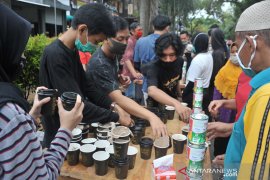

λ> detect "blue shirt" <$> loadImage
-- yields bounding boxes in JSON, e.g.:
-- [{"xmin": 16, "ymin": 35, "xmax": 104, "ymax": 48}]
[
  {"xmin": 134, "ymin": 33, "xmax": 160, "ymax": 92},
  {"xmin": 224, "ymin": 67, "xmax": 270, "ymax": 179},
  {"xmin": 134, "ymin": 33, "xmax": 160, "ymax": 64}
]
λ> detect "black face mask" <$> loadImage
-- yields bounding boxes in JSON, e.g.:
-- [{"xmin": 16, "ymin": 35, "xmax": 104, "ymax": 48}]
[
  {"xmin": 158, "ymin": 58, "xmax": 180, "ymax": 70},
  {"xmin": 109, "ymin": 38, "xmax": 127, "ymax": 55}
]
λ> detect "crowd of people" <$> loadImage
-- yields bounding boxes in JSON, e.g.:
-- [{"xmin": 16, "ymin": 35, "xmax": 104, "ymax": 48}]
[{"xmin": 1, "ymin": 0, "xmax": 270, "ymax": 179}]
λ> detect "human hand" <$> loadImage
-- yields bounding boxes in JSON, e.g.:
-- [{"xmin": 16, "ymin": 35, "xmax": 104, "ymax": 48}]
[
  {"xmin": 148, "ymin": 115, "xmax": 168, "ymax": 137},
  {"xmin": 29, "ymin": 86, "xmax": 51, "ymax": 120},
  {"xmin": 176, "ymin": 103, "xmax": 192, "ymax": 123},
  {"xmin": 212, "ymin": 154, "xmax": 225, "ymax": 168},
  {"xmin": 208, "ymin": 100, "xmax": 225, "ymax": 118},
  {"xmin": 133, "ymin": 72, "xmax": 143, "ymax": 80},
  {"xmin": 114, "ymin": 104, "xmax": 133, "ymax": 127},
  {"xmin": 58, "ymin": 95, "xmax": 84, "ymax": 131},
  {"xmin": 119, "ymin": 74, "xmax": 131, "ymax": 86},
  {"xmin": 207, "ymin": 122, "xmax": 233, "ymax": 140}
]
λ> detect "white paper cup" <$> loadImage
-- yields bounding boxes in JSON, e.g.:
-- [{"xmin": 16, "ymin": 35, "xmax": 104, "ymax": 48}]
[
  {"xmin": 172, "ymin": 134, "xmax": 187, "ymax": 154},
  {"xmin": 92, "ymin": 151, "xmax": 110, "ymax": 176},
  {"xmin": 67, "ymin": 143, "xmax": 81, "ymax": 166},
  {"xmin": 94, "ymin": 140, "xmax": 110, "ymax": 151}
]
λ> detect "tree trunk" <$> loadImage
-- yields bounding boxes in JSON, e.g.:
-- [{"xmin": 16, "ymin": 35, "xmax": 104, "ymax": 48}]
[
  {"xmin": 149, "ymin": 0, "xmax": 159, "ymax": 33},
  {"xmin": 139, "ymin": 0, "xmax": 150, "ymax": 36}
]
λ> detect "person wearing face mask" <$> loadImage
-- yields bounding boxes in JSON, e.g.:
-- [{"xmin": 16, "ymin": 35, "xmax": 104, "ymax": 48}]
[
  {"xmin": 223, "ymin": 1, "xmax": 270, "ymax": 179},
  {"xmin": 86, "ymin": 16, "xmax": 168, "ymax": 137},
  {"xmin": 133, "ymin": 15, "xmax": 171, "ymax": 106},
  {"xmin": 143, "ymin": 33, "xmax": 192, "ymax": 121},
  {"xmin": 182, "ymin": 33, "xmax": 213, "ymax": 116},
  {"xmin": 180, "ymin": 31, "xmax": 193, "ymax": 72},
  {"xmin": 75, "ymin": 29, "xmax": 98, "ymax": 71},
  {"xmin": 120, "ymin": 22, "xmax": 143, "ymax": 101},
  {"xmin": 206, "ymin": 42, "xmax": 242, "ymax": 158},
  {"xmin": 206, "ymin": 42, "xmax": 252, "ymax": 170},
  {"xmin": 39, "ymin": 4, "xmax": 132, "ymax": 148},
  {"xmin": 0, "ymin": 4, "xmax": 84, "ymax": 179}
]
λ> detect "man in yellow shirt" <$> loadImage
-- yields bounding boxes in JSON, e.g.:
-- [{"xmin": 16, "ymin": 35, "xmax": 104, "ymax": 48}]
[{"xmin": 224, "ymin": 1, "xmax": 270, "ymax": 179}]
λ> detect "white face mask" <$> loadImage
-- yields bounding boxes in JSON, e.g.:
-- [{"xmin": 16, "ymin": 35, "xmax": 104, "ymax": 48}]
[
  {"xmin": 230, "ymin": 54, "xmax": 239, "ymax": 65},
  {"xmin": 236, "ymin": 35, "xmax": 258, "ymax": 77}
]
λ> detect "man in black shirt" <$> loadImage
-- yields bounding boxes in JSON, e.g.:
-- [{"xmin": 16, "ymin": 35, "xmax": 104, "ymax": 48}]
[
  {"xmin": 39, "ymin": 4, "xmax": 131, "ymax": 147},
  {"xmin": 86, "ymin": 16, "xmax": 167, "ymax": 137},
  {"xmin": 145, "ymin": 33, "xmax": 192, "ymax": 121}
]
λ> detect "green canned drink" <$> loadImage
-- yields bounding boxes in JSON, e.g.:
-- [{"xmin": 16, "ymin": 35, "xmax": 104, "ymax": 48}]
[
  {"xmin": 194, "ymin": 78, "xmax": 203, "ymax": 94},
  {"xmin": 193, "ymin": 93, "xmax": 203, "ymax": 108},
  {"xmin": 188, "ymin": 113, "xmax": 208, "ymax": 145},
  {"xmin": 186, "ymin": 142, "xmax": 206, "ymax": 178}
]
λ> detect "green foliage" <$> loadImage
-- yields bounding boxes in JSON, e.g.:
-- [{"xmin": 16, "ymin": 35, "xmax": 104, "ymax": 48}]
[{"xmin": 15, "ymin": 34, "xmax": 55, "ymax": 99}]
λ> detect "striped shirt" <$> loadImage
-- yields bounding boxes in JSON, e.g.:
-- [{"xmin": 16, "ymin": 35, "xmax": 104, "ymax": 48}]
[{"xmin": 0, "ymin": 102, "xmax": 71, "ymax": 179}]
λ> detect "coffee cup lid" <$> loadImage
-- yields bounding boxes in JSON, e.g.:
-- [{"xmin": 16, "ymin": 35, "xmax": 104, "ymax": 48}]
[
  {"xmin": 111, "ymin": 126, "xmax": 131, "ymax": 138},
  {"xmin": 94, "ymin": 140, "xmax": 110, "ymax": 148},
  {"xmin": 154, "ymin": 136, "xmax": 170, "ymax": 148},
  {"xmin": 92, "ymin": 151, "xmax": 110, "ymax": 161},
  {"xmin": 80, "ymin": 144, "xmax": 96, "ymax": 153},
  {"xmin": 68, "ymin": 143, "xmax": 81, "ymax": 151},
  {"xmin": 128, "ymin": 146, "xmax": 138, "ymax": 155}
]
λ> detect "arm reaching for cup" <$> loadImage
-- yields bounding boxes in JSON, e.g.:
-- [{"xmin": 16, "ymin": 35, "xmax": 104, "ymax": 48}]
[
  {"xmin": 208, "ymin": 99, "xmax": 237, "ymax": 118},
  {"xmin": 148, "ymin": 86, "xmax": 192, "ymax": 122},
  {"xmin": 207, "ymin": 122, "xmax": 234, "ymax": 140},
  {"xmin": 175, "ymin": 104, "xmax": 192, "ymax": 123},
  {"xmin": 114, "ymin": 103, "xmax": 134, "ymax": 127}
]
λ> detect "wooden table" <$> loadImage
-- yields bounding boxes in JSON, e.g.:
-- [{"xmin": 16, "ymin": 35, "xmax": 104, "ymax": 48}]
[{"xmin": 60, "ymin": 115, "xmax": 212, "ymax": 180}]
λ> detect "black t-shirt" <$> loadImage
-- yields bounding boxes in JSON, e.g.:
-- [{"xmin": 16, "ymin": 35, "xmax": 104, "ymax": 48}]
[
  {"xmin": 86, "ymin": 48, "xmax": 120, "ymax": 95},
  {"xmin": 39, "ymin": 39, "xmax": 119, "ymax": 147},
  {"xmin": 145, "ymin": 58, "xmax": 183, "ymax": 99}
]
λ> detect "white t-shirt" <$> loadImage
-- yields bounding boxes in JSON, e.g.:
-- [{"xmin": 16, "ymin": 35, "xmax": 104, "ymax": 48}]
[{"xmin": 186, "ymin": 52, "xmax": 213, "ymax": 88}]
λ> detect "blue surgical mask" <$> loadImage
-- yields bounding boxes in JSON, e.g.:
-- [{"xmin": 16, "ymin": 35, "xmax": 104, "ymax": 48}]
[{"xmin": 236, "ymin": 35, "xmax": 257, "ymax": 78}]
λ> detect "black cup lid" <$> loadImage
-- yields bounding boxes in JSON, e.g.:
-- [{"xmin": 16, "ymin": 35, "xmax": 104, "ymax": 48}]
[{"xmin": 140, "ymin": 137, "xmax": 153, "ymax": 146}]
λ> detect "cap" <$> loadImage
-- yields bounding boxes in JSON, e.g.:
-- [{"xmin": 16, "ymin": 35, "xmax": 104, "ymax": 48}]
[{"xmin": 235, "ymin": 0, "xmax": 270, "ymax": 32}]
